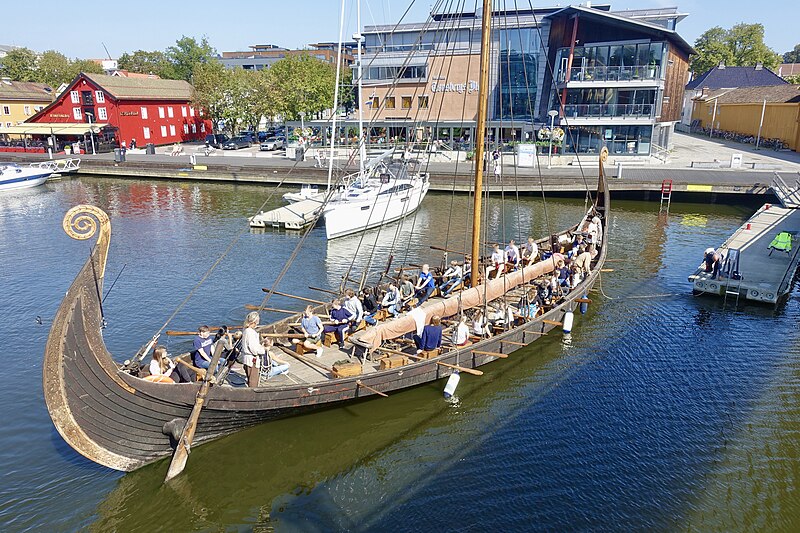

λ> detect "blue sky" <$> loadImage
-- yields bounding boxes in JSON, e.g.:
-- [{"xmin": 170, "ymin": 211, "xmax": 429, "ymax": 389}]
[{"xmin": 1, "ymin": 1, "xmax": 797, "ymax": 60}]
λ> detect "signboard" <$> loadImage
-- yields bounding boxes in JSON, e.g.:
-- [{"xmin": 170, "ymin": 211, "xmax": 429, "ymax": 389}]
[
  {"xmin": 430, "ymin": 80, "xmax": 479, "ymax": 94},
  {"xmin": 516, "ymin": 143, "xmax": 537, "ymax": 168}
]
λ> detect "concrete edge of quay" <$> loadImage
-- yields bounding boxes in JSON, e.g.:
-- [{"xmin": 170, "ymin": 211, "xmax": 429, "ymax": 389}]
[{"xmin": 3, "ymin": 152, "xmax": 782, "ymax": 202}]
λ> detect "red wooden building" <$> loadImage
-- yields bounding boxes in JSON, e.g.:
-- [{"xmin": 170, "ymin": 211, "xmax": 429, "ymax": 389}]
[{"xmin": 27, "ymin": 72, "xmax": 210, "ymax": 150}]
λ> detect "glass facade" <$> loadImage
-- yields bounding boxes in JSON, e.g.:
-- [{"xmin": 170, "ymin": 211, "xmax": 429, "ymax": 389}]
[
  {"xmin": 495, "ymin": 28, "xmax": 539, "ymax": 120},
  {"xmin": 563, "ymin": 125, "xmax": 653, "ymax": 155},
  {"xmin": 563, "ymin": 88, "xmax": 656, "ymax": 118},
  {"xmin": 556, "ymin": 42, "xmax": 666, "ymax": 82}
]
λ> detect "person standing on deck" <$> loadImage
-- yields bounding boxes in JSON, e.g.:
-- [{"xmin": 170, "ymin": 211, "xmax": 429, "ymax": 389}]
[
  {"xmin": 240, "ymin": 312, "xmax": 265, "ymax": 387},
  {"xmin": 323, "ymin": 299, "xmax": 353, "ymax": 349},
  {"xmin": 414, "ymin": 264, "xmax": 435, "ymax": 306},
  {"xmin": 574, "ymin": 245, "xmax": 593, "ymax": 276},
  {"xmin": 452, "ymin": 315, "xmax": 471, "ymax": 347}
]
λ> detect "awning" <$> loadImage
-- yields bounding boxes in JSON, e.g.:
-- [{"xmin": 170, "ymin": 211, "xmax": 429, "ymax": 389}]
[{"xmin": 0, "ymin": 122, "xmax": 108, "ymax": 135}]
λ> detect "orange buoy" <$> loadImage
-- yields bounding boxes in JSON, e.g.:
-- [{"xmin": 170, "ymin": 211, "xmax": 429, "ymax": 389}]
[{"xmin": 144, "ymin": 374, "xmax": 175, "ymax": 384}]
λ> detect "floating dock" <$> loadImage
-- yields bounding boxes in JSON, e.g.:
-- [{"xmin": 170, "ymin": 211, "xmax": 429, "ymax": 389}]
[
  {"xmin": 689, "ymin": 202, "xmax": 800, "ymax": 304},
  {"xmin": 249, "ymin": 198, "xmax": 323, "ymax": 230}
]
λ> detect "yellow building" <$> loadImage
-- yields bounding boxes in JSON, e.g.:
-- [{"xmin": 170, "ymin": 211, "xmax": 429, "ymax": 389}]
[
  {"xmin": 0, "ymin": 78, "xmax": 54, "ymax": 136},
  {"xmin": 691, "ymin": 85, "xmax": 800, "ymax": 151}
]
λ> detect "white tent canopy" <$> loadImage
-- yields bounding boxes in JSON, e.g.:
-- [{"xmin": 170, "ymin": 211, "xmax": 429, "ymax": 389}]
[{"xmin": 0, "ymin": 123, "xmax": 107, "ymax": 135}]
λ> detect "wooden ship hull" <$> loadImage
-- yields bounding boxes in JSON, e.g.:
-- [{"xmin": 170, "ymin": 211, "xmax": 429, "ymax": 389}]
[{"xmin": 43, "ymin": 179, "xmax": 609, "ymax": 473}]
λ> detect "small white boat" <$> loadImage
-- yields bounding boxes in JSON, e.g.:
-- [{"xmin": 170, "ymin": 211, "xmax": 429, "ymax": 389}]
[
  {"xmin": 283, "ymin": 184, "xmax": 322, "ymax": 204},
  {"xmin": 0, "ymin": 158, "xmax": 81, "ymax": 192},
  {"xmin": 0, "ymin": 163, "xmax": 54, "ymax": 191},
  {"xmin": 323, "ymin": 152, "xmax": 429, "ymax": 240}
]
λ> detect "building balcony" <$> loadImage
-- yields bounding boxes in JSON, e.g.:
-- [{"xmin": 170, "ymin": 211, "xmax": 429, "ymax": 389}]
[
  {"xmin": 557, "ymin": 65, "xmax": 662, "ymax": 86},
  {"xmin": 561, "ymin": 103, "xmax": 655, "ymax": 123}
]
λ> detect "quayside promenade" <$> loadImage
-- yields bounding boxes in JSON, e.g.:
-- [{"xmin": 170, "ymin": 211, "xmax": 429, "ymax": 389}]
[{"xmin": 4, "ymin": 132, "xmax": 799, "ymax": 198}]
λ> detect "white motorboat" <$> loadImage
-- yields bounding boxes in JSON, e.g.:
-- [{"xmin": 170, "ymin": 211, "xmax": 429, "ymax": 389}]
[
  {"xmin": 323, "ymin": 152, "xmax": 429, "ymax": 239},
  {"xmin": 0, "ymin": 163, "xmax": 54, "ymax": 191},
  {"xmin": 0, "ymin": 159, "xmax": 81, "ymax": 192}
]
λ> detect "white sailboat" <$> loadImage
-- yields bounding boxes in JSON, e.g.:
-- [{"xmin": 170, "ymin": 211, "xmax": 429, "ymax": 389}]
[{"xmin": 323, "ymin": 149, "xmax": 429, "ymax": 239}]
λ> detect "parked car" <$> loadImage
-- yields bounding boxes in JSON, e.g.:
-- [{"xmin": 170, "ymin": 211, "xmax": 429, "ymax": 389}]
[
  {"xmin": 222, "ymin": 136, "xmax": 252, "ymax": 150},
  {"xmin": 259, "ymin": 136, "xmax": 286, "ymax": 151},
  {"xmin": 257, "ymin": 131, "xmax": 268, "ymax": 142},
  {"xmin": 238, "ymin": 131, "xmax": 257, "ymax": 144},
  {"xmin": 205, "ymin": 134, "xmax": 229, "ymax": 149}
]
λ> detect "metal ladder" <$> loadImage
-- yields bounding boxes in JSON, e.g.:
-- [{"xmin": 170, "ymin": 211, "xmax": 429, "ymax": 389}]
[
  {"xmin": 721, "ymin": 247, "xmax": 743, "ymax": 307},
  {"xmin": 771, "ymin": 172, "xmax": 800, "ymax": 208},
  {"xmin": 659, "ymin": 179, "xmax": 673, "ymax": 213}
]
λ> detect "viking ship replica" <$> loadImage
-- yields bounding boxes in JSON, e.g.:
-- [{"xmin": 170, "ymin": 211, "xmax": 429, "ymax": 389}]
[{"xmin": 44, "ymin": 0, "xmax": 610, "ymax": 480}]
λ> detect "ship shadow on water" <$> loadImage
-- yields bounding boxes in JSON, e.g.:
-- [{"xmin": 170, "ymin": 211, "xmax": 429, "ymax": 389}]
[{"xmin": 88, "ymin": 326, "xmax": 588, "ymax": 531}]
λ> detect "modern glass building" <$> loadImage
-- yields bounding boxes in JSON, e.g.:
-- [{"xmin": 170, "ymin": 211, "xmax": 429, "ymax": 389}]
[{"xmin": 352, "ymin": 3, "xmax": 692, "ymax": 156}]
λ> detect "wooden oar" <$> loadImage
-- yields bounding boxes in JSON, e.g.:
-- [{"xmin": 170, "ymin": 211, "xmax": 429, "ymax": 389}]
[
  {"xmin": 244, "ymin": 304, "xmax": 301, "ymax": 314},
  {"xmin": 575, "ymin": 298, "xmax": 592, "ymax": 303},
  {"xmin": 472, "ymin": 350, "xmax": 508, "ymax": 359},
  {"xmin": 261, "ymin": 288, "xmax": 327, "ymax": 305},
  {"xmin": 542, "ymin": 319, "xmax": 563, "ymax": 326},
  {"xmin": 375, "ymin": 346, "xmax": 483, "ymax": 376},
  {"xmin": 501, "ymin": 340, "xmax": 527, "ymax": 347},
  {"xmin": 357, "ymin": 380, "xmax": 389, "ymax": 397},
  {"xmin": 309, "ymin": 285, "xmax": 340, "ymax": 296},
  {"xmin": 165, "ymin": 325, "xmax": 244, "ymax": 336},
  {"xmin": 165, "ymin": 339, "xmax": 226, "ymax": 482}
]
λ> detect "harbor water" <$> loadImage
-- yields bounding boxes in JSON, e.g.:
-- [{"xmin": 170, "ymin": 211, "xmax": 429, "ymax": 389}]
[{"xmin": 1, "ymin": 176, "xmax": 798, "ymax": 531}]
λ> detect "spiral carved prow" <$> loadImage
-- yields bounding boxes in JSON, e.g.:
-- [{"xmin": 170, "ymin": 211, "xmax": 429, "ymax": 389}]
[{"xmin": 63, "ymin": 205, "xmax": 110, "ymax": 241}]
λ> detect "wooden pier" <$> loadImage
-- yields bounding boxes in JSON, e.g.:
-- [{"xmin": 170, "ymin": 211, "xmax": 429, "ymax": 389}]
[
  {"xmin": 689, "ymin": 203, "xmax": 800, "ymax": 304},
  {"xmin": 248, "ymin": 197, "xmax": 323, "ymax": 230}
]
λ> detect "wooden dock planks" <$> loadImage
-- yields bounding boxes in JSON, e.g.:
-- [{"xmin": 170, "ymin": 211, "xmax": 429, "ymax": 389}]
[{"xmin": 249, "ymin": 198, "xmax": 323, "ymax": 230}]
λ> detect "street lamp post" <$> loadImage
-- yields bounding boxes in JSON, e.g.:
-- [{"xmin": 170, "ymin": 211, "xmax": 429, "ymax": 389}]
[
  {"xmin": 299, "ymin": 111, "xmax": 306, "ymax": 133},
  {"xmin": 85, "ymin": 112, "xmax": 97, "ymax": 155},
  {"xmin": 547, "ymin": 109, "xmax": 558, "ymax": 168}
]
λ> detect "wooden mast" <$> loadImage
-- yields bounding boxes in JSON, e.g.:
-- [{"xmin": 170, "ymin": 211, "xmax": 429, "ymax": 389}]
[{"xmin": 469, "ymin": 0, "xmax": 493, "ymax": 287}]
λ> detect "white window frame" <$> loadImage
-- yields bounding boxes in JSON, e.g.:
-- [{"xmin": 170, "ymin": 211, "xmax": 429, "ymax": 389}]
[
  {"xmin": 2, "ymin": 105, "xmax": 10, "ymax": 115},
  {"xmin": 141, "ymin": 106, "xmax": 148, "ymax": 119},
  {"xmin": 192, "ymin": 123, "xmax": 198, "ymax": 133},
  {"xmin": 5, "ymin": 122, "xmax": 11, "ymax": 128},
  {"xmin": 98, "ymin": 107, "xmax": 107, "ymax": 120},
  {"xmin": 143, "ymin": 126, "xmax": 151, "ymax": 140},
  {"xmin": 70, "ymin": 91, "xmax": 79, "ymax": 104},
  {"xmin": 183, "ymin": 123, "xmax": 189, "ymax": 134},
  {"xmin": 169, "ymin": 124, "xmax": 176, "ymax": 136},
  {"xmin": 160, "ymin": 125, "xmax": 167, "ymax": 137},
  {"xmin": 95, "ymin": 90, "xmax": 105, "ymax": 103},
  {"xmin": 167, "ymin": 106, "xmax": 174, "ymax": 118},
  {"xmin": 189, "ymin": 107, "xmax": 195, "ymax": 117},
  {"xmin": 158, "ymin": 107, "xmax": 165, "ymax": 119},
  {"xmin": 199, "ymin": 123, "xmax": 204, "ymax": 133},
  {"xmin": 73, "ymin": 107, "xmax": 82, "ymax": 120},
  {"xmin": 181, "ymin": 106, "xmax": 187, "ymax": 117},
  {"xmin": 23, "ymin": 105, "xmax": 31, "ymax": 115}
]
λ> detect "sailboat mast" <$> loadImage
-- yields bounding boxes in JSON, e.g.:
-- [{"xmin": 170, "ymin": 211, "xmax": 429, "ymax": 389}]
[
  {"xmin": 327, "ymin": 0, "xmax": 347, "ymax": 191},
  {"xmin": 469, "ymin": 0, "xmax": 492, "ymax": 287},
  {"xmin": 356, "ymin": 0, "xmax": 366, "ymax": 174}
]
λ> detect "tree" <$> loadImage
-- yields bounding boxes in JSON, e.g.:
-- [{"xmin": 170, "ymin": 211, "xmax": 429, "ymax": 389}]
[
  {"xmin": 118, "ymin": 50, "xmax": 175, "ymax": 78},
  {"xmin": 167, "ymin": 36, "xmax": 216, "ymax": 82},
  {"xmin": 267, "ymin": 53, "xmax": 337, "ymax": 121},
  {"xmin": 0, "ymin": 47, "xmax": 37, "ymax": 81},
  {"xmin": 692, "ymin": 24, "xmax": 781, "ymax": 75},
  {"xmin": 192, "ymin": 61, "xmax": 229, "ymax": 133},
  {"xmin": 35, "ymin": 50, "xmax": 72, "ymax": 87},
  {"xmin": 786, "ymin": 74, "xmax": 800, "ymax": 84},
  {"xmin": 784, "ymin": 44, "xmax": 800, "ymax": 63},
  {"xmin": 67, "ymin": 59, "xmax": 105, "ymax": 80}
]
